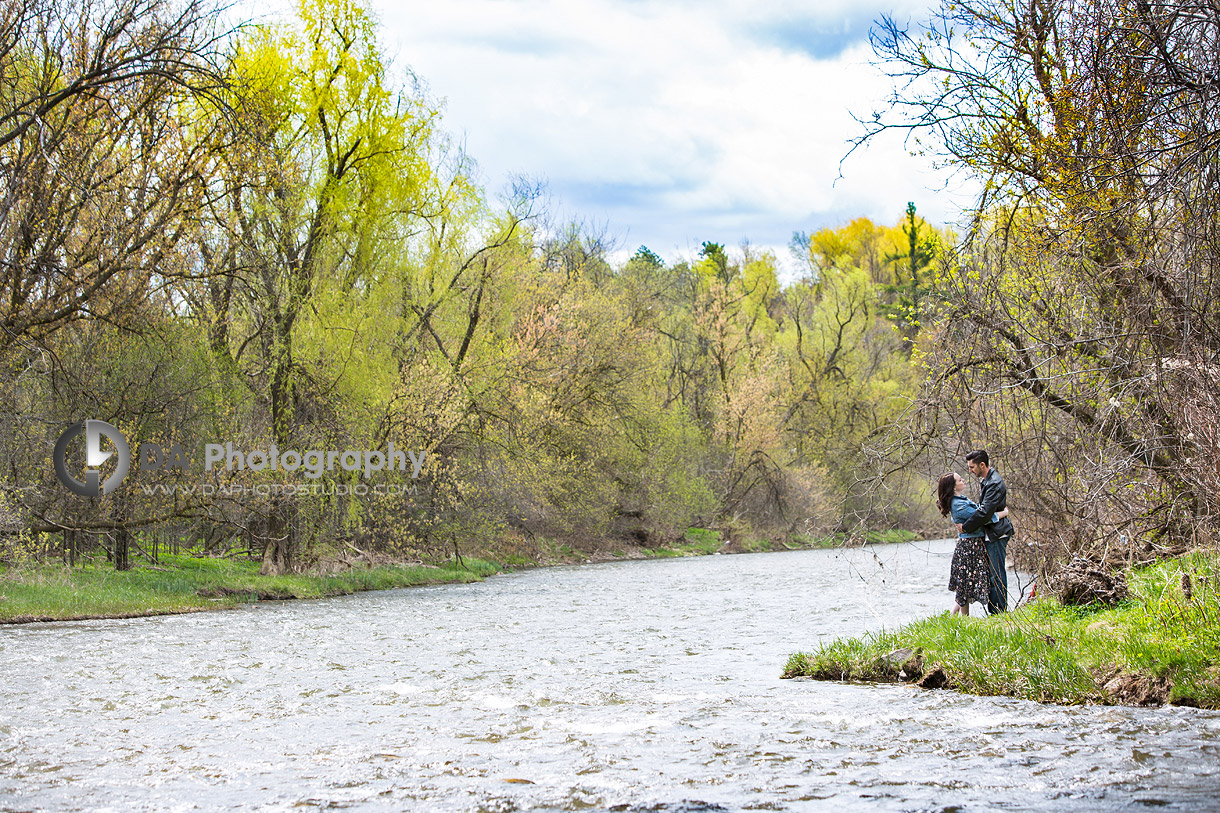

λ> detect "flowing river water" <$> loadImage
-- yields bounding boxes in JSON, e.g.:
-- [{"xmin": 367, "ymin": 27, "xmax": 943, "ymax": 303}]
[{"xmin": 2, "ymin": 539, "xmax": 1218, "ymax": 811}]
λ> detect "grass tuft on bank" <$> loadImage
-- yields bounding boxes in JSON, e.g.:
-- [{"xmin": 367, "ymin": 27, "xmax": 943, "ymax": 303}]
[
  {"xmin": 783, "ymin": 551, "xmax": 1220, "ymax": 708},
  {"xmin": 0, "ymin": 554, "xmax": 501, "ymax": 623}
]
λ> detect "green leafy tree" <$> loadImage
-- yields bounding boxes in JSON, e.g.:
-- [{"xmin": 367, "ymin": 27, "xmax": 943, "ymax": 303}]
[{"xmin": 200, "ymin": 0, "xmax": 447, "ymax": 573}]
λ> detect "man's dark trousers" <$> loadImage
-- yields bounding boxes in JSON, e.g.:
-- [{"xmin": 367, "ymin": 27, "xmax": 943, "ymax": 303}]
[{"xmin": 984, "ymin": 533, "xmax": 1009, "ymax": 614}]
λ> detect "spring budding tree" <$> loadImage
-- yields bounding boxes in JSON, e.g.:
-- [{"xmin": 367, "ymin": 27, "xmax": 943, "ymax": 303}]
[
  {"xmin": 860, "ymin": 0, "xmax": 1220, "ymax": 566},
  {"xmin": 0, "ymin": 0, "xmax": 231, "ymax": 565},
  {"xmin": 200, "ymin": 0, "xmax": 453, "ymax": 574}
]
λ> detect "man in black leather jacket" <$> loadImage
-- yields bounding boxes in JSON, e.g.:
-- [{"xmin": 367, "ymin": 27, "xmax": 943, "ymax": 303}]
[{"xmin": 960, "ymin": 450, "xmax": 1014, "ymax": 614}]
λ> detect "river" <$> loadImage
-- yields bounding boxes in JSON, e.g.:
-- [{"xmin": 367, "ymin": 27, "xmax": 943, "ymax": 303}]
[{"xmin": 2, "ymin": 539, "xmax": 1217, "ymax": 811}]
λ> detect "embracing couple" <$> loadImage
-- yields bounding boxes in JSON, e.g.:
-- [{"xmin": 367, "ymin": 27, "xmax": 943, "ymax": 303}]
[{"xmin": 935, "ymin": 450, "xmax": 1015, "ymax": 617}]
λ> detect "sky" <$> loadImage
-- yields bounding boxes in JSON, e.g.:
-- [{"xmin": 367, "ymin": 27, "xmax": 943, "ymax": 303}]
[{"xmin": 262, "ymin": 0, "xmax": 976, "ymax": 279}]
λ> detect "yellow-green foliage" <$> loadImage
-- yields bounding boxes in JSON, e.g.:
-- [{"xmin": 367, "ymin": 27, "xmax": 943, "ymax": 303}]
[{"xmin": 0, "ymin": 0, "xmax": 934, "ymax": 576}]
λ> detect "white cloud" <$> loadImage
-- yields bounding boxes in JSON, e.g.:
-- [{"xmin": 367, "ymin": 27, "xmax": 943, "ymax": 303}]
[{"xmin": 350, "ymin": 0, "xmax": 976, "ymax": 278}]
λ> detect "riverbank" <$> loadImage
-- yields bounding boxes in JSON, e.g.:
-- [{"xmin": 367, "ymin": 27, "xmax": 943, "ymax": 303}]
[
  {"xmin": 0, "ymin": 554, "xmax": 504, "ymax": 624},
  {"xmin": 783, "ymin": 550, "xmax": 1220, "ymax": 709},
  {"xmin": 1, "ymin": 528, "xmax": 919, "ymax": 624}
]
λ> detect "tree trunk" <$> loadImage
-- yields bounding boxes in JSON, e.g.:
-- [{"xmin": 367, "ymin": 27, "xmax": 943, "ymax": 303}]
[
  {"xmin": 114, "ymin": 527, "xmax": 131, "ymax": 571},
  {"xmin": 260, "ymin": 320, "xmax": 299, "ymax": 575},
  {"xmin": 61, "ymin": 529, "xmax": 73, "ymax": 566},
  {"xmin": 259, "ymin": 499, "xmax": 296, "ymax": 576}
]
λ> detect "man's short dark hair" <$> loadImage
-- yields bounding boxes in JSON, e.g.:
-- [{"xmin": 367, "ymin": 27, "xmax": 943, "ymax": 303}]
[{"xmin": 965, "ymin": 449, "xmax": 990, "ymax": 466}]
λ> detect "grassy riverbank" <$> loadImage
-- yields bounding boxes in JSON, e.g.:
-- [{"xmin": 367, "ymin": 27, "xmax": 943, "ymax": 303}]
[
  {"xmin": 640, "ymin": 527, "xmax": 918, "ymax": 558},
  {"xmin": 783, "ymin": 551, "xmax": 1220, "ymax": 708},
  {"xmin": 0, "ymin": 526, "xmax": 920, "ymax": 624},
  {"xmin": 0, "ymin": 554, "xmax": 502, "ymax": 624}
]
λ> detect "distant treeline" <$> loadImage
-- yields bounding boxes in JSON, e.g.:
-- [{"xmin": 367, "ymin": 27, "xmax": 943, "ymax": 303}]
[
  {"xmin": 4, "ymin": 0, "xmax": 1217, "ymax": 581},
  {"xmin": 0, "ymin": 0, "xmax": 942, "ymax": 573}
]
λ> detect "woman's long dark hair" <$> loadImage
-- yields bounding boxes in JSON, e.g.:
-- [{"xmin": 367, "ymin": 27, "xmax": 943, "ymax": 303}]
[{"xmin": 936, "ymin": 472, "xmax": 957, "ymax": 517}]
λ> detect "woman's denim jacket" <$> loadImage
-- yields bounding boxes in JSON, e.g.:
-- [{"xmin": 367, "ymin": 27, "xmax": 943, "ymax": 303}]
[{"xmin": 951, "ymin": 494, "xmax": 996, "ymax": 539}]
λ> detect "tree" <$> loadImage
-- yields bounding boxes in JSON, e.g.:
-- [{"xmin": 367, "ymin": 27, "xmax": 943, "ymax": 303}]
[
  {"xmin": 884, "ymin": 202, "xmax": 935, "ymax": 342},
  {"xmin": 200, "ymin": 0, "xmax": 448, "ymax": 573},
  {"xmin": 0, "ymin": 0, "xmax": 227, "ymax": 353},
  {"xmin": 0, "ymin": 0, "xmax": 232, "ymax": 569},
  {"xmin": 779, "ymin": 237, "xmax": 920, "ymax": 528},
  {"xmin": 860, "ymin": 0, "xmax": 1220, "ymax": 563}
]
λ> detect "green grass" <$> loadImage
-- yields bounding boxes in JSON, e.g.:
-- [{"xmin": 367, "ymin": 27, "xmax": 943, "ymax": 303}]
[
  {"xmin": 643, "ymin": 527, "xmax": 724, "ymax": 558},
  {"xmin": 795, "ymin": 529, "xmax": 920, "ymax": 549},
  {"xmin": 783, "ymin": 551, "xmax": 1220, "ymax": 708},
  {"xmin": 640, "ymin": 527, "xmax": 781, "ymax": 557},
  {"xmin": 497, "ymin": 552, "xmax": 538, "ymax": 568},
  {"xmin": 0, "ymin": 554, "xmax": 502, "ymax": 623},
  {"xmin": 865, "ymin": 529, "xmax": 921, "ymax": 545},
  {"xmin": 640, "ymin": 527, "xmax": 920, "ymax": 558}
]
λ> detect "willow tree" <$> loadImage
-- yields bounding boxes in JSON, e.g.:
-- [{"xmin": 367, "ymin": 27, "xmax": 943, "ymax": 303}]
[
  {"xmin": 861, "ymin": 0, "xmax": 1220, "ymax": 562},
  {"xmin": 206, "ymin": 0, "xmax": 447, "ymax": 574}
]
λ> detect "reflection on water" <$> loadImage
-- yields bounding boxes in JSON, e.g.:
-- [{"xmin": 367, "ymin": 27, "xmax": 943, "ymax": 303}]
[{"xmin": 2, "ymin": 540, "xmax": 1217, "ymax": 811}]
